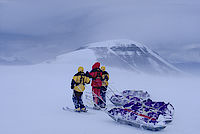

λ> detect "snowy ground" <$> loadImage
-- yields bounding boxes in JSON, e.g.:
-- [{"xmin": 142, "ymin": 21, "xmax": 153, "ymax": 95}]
[{"xmin": 1, "ymin": 58, "xmax": 200, "ymax": 134}]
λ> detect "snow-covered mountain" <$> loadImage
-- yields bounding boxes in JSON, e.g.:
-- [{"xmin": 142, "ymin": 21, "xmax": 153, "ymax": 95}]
[{"xmin": 53, "ymin": 40, "xmax": 181, "ymax": 74}]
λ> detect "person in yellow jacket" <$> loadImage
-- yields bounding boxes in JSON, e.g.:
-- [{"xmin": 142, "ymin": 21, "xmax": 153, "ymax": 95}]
[
  {"xmin": 71, "ymin": 66, "xmax": 90, "ymax": 112},
  {"xmin": 99, "ymin": 66, "xmax": 109, "ymax": 108}
]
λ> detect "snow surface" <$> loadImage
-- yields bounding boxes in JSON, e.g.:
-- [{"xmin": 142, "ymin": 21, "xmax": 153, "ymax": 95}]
[{"xmin": 1, "ymin": 51, "xmax": 200, "ymax": 134}]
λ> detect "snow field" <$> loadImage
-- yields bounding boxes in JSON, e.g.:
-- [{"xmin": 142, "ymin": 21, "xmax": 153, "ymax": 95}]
[{"xmin": 0, "ymin": 61, "xmax": 200, "ymax": 134}]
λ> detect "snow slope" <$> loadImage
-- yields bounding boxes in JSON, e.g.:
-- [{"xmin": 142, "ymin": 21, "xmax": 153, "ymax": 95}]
[{"xmin": 1, "ymin": 51, "xmax": 200, "ymax": 134}]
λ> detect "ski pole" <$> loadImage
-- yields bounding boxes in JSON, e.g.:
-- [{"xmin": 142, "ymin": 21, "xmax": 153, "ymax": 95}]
[
  {"xmin": 108, "ymin": 85, "xmax": 121, "ymax": 94},
  {"xmin": 107, "ymin": 86, "xmax": 116, "ymax": 95},
  {"xmin": 85, "ymin": 85, "xmax": 106, "ymax": 106},
  {"xmin": 108, "ymin": 85, "xmax": 131, "ymax": 103},
  {"xmin": 91, "ymin": 90, "xmax": 108, "ymax": 112},
  {"xmin": 101, "ymin": 89, "xmax": 116, "ymax": 107},
  {"xmin": 108, "ymin": 85, "xmax": 129, "ymax": 100},
  {"xmin": 92, "ymin": 90, "xmax": 106, "ymax": 105},
  {"xmin": 107, "ymin": 85, "xmax": 122, "ymax": 96},
  {"xmin": 85, "ymin": 95, "xmax": 94, "ymax": 106},
  {"xmin": 86, "ymin": 97, "xmax": 108, "ymax": 113},
  {"xmin": 85, "ymin": 85, "xmax": 107, "ymax": 109}
]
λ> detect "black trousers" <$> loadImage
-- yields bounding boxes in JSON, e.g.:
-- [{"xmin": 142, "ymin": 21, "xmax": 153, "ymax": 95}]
[
  {"xmin": 99, "ymin": 86, "xmax": 107, "ymax": 107},
  {"xmin": 72, "ymin": 90, "xmax": 85, "ymax": 109}
]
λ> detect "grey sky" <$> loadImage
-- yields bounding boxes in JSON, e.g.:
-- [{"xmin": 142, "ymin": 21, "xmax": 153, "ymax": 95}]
[{"xmin": 1, "ymin": 0, "xmax": 200, "ymax": 63}]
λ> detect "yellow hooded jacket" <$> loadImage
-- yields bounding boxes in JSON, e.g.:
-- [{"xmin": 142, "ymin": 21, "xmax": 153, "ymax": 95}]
[
  {"xmin": 101, "ymin": 66, "xmax": 109, "ymax": 87},
  {"xmin": 71, "ymin": 67, "xmax": 90, "ymax": 92}
]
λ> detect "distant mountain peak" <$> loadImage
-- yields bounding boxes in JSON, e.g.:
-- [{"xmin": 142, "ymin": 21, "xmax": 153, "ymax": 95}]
[
  {"xmin": 86, "ymin": 39, "xmax": 145, "ymax": 49},
  {"xmin": 76, "ymin": 39, "xmax": 182, "ymax": 74},
  {"xmin": 56, "ymin": 39, "xmax": 182, "ymax": 74}
]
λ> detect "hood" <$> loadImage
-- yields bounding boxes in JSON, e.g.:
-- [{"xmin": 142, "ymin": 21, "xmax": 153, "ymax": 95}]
[{"xmin": 92, "ymin": 62, "xmax": 100, "ymax": 69}]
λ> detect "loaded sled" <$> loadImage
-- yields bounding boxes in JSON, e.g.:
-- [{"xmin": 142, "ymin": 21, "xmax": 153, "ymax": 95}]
[
  {"xmin": 109, "ymin": 90, "xmax": 174, "ymax": 123},
  {"xmin": 84, "ymin": 89, "xmax": 174, "ymax": 131}
]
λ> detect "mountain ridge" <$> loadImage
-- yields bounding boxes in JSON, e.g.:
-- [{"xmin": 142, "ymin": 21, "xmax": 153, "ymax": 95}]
[{"xmin": 55, "ymin": 40, "xmax": 181, "ymax": 74}]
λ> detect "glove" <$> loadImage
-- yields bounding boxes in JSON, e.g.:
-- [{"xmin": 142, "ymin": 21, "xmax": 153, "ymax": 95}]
[
  {"xmin": 102, "ymin": 86, "xmax": 107, "ymax": 91},
  {"xmin": 86, "ymin": 71, "xmax": 89, "ymax": 77},
  {"xmin": 105, "ymin": 75, "xmax": 108, "ymax": 81}
]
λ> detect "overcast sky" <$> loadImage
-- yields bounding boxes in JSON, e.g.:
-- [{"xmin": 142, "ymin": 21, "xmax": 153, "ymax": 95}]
[{"xmin": 0, "ymin": 0, "xmax": 200, "ymax": 62}]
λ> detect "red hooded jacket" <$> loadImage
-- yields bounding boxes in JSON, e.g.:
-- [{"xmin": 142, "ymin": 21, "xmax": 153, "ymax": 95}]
[{"xmin": 89, "ymin": 62, "xmax": 102, "ymax": 88}]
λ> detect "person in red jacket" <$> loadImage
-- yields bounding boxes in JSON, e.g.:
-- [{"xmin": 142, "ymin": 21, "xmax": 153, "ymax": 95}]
[{"xmin": 86, "ymin": 62, "xmax": 103, "ymax": 109}]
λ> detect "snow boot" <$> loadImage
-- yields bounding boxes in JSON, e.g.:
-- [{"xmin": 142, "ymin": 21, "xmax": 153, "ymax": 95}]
[
  {"xmin": 81, "ymin": 107, "xmax": 87, "ymax": 112},
  {"xmin": 74, "ymin": 107, "xmax": 81, "ymax": 112},
  {"xmin": 100, "ymin": 103, "xmax": 106, "ymax": 108}
]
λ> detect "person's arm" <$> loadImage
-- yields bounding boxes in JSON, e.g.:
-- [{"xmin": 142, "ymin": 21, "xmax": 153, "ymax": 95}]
[
  {"xmin": 86, "ymin": 70, "xmax": 94, "ymax": 78},
  {"xmin": 84, "ymin": 76, "xmax": 90, "ymax": 84},
  {"xmin": 71, "ymin": 76, "xmax": 76, "ymax": 89},
  {"xmin": 105, "ymin": 72, "xmax": 109, "ymax": 81}
]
